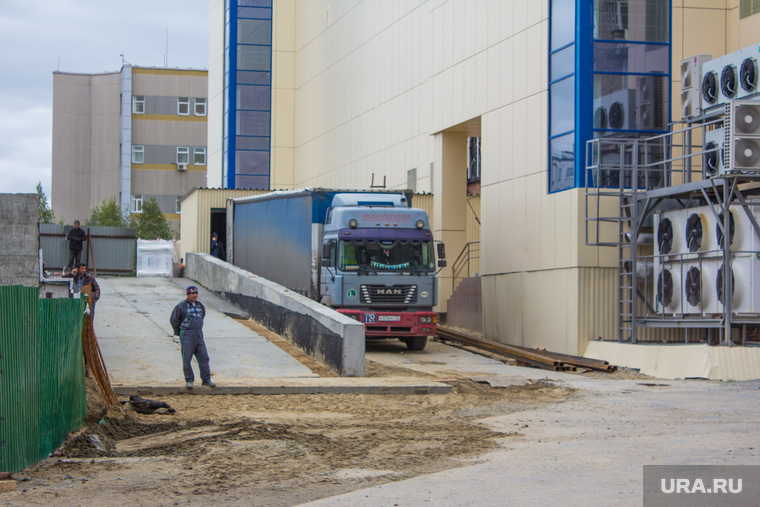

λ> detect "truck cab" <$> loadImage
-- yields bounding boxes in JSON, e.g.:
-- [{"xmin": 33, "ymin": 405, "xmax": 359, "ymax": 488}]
[{"xmin": 320, "ymin": 193, "xmax": 441, "ymax": 350}]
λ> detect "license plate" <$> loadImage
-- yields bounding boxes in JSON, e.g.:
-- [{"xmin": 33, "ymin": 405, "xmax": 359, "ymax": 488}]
[{"xmin": 378, "ymin": 315, "xmax": 401, "ymax": 322}]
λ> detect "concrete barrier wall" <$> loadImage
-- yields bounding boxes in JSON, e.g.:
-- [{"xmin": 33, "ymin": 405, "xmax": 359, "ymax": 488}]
[
  {"xmin": 186, "ymin": 253, "xmax": 365, "ymax": 376},
  {"xmin": 0, "ymin": 194, "xmax": 40, "ymax": 287}
]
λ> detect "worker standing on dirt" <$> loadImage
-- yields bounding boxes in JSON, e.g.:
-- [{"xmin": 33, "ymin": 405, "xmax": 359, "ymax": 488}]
[{"xmin": 170, "ymin": 286, "xmax": 216, "ymax": 389}]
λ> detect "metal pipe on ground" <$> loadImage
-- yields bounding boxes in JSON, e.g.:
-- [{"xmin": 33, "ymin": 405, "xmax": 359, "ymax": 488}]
[{"xmin": 436, "ymin": 327, "xmax": 572, "ymax": 372}]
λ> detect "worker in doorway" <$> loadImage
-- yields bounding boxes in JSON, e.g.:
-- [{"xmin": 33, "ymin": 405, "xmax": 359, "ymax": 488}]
[
  {"xmin": 210, "ymin": 232, "xmax": 225, "ymax": 261},
  {"xmin": 63, "ymin": 262, "xmax": 101, "ymax": 317},
  {"xmin": 65, "ymin": 220, "xmax": 86, "ymax": 270},
  {"xmin": 170, "ymin": 286, "xmax": 216, "ymax": 388}
]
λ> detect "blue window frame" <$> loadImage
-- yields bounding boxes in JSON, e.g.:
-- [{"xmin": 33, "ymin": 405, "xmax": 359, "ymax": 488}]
[
  {"xmin": 224, "ymin": 0, "xmax": 273, "ymax": 189},
  {"xmin": 548, "ymin": 0, "xmax": 577, "ymax": 193},
  {"xmin": 548, "ymin": 0, "xmax": 671, "ymax": 193}
]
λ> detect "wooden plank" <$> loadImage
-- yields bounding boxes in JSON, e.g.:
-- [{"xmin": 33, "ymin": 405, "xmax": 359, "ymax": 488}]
[{"xmin": 0, "ymin": 481, "xmax": 17, "ymax": 493}]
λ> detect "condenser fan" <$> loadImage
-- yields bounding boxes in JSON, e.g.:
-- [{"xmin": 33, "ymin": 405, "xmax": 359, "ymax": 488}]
[
  {"xmin": 734, "ymin": 138, "xmax": 760, "ymax": 168},
  {"xmin": 657, "ymin": 217, "xmax": 674, "ymax": 254},
  {"xmin": 685, "ymin": 266, "xmax": 702, "ymax": 307},
  {"xmin": 716, "ymin": 211, "xmax": 736, "ymax": 248},
  {"xmin": 594, "ymin": 107, "xmax": 608, "ymax": 129},
  {"xmin": 735, "ymin": 104, "xmax": 760, "ymax": 135},
  {"xmin": 741, "ymin": 57, "xmax": 758, "ymax": 92},
  {"xmin": 657, "ymin": 269, "xmax": 673, "ymax": 308},
  {"xmin": 702, "ymin": 71, "xmax": 718, "ymax": 104},
  {"xmin": 608, "ymin": 101, "xmax": 625, "ymax": 129},
  {"xmin": 685, "ymin": 213, "xmax": 704, "ymax": 252},
  {"xmin": 721, "ymin": 65, "xmax": 737, "ymax": 98},
  {"xmin": 704, "ymin": 141, "xmax": 719, "ymax": 176},
  {"xmin": 716, "ymin": 264, "xmax": 735, "ymax": 306}
]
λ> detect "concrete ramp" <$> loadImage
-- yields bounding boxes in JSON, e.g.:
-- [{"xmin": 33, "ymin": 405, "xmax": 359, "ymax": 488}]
[{"xmin": 94, "ymin": 277, "xmax": 318, "ymax": 387}]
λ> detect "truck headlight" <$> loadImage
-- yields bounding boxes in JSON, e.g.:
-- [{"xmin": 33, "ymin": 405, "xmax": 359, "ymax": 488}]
[
  {"xmin": 416, "ymin": 220, "xmax": 425, "ymax": 229},
  {"xmin": 349, "ymin": 219, "xmax": 358, "ymax": 228},
  {"xmin": 420, "ymin": 316, "xmax": 434, "ymax": 323}
]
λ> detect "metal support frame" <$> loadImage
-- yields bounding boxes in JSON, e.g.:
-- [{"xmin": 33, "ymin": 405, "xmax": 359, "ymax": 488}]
[{"xmin": 585, "ymin": 117, "xmax": 760, "ymax": 345}]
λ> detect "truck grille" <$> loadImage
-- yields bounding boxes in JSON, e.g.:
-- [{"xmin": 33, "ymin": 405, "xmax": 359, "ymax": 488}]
[{"xmin": 360, "ymin": 285, "xmax": 417, "ymax": 304}]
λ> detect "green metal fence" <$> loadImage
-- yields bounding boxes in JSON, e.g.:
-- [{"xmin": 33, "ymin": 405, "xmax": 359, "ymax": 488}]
[{"xmin": 0, "ymin": 286, "xmax": 86, "ymax": 473}]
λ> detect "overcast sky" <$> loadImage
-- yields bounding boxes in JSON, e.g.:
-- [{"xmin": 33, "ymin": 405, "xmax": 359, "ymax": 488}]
[{"xmin": 0, "ymin": 0, "xmax": 209, "ymax": 201}]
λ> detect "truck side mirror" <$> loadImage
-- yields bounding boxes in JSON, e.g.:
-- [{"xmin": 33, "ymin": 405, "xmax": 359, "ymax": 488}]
[
  {"xmin": 437, "ymin": 259, "xmax": 447, "ymax": 268},
  {"xmin": 321, "ymin": 258, "xmax": 331, "ymax": 267},
  {"xmin": 437, "ymin": 243, "xmax": 446, "ymax": 259},
  {"xmin": 323, "ymin": 243, "xmax": 332, "ymax": 259}
]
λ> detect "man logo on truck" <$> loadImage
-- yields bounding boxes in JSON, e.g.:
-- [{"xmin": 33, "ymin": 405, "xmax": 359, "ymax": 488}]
[{"xmin": 377, "ymin": 288, "xmax": 403, "ymax": 295}]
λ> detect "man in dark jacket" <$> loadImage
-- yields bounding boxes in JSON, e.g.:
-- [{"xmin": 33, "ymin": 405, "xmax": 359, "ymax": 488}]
[
  {"xmin": 169, "ymin": 286, "xmax": 215, "ymax": 388},
  {"xmin": 63, "ymin": 263, "xmax": 101, "ymax": 317},
  {"xmin": 65, "ymin": 220, "xmax": 86, "ymax": 270},
  {"xmin": 210, "ymin": 232, "xmax": 225, "ymax": 260}
]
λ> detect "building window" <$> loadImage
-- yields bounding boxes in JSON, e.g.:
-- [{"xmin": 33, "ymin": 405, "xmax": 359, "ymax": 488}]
[
  {"xmin": 195, "ymin": 98, "xmax": 207, "ymax": 116},
  {"xmin": 176, "ymin": 196, "xmax": 182, "ymax": 214},
  {"xmin": 193, "ymin": 147, "xmax": 206, "ymax": 165},
  {"xmin": 548, "ymin": 0, "xmax": 671, "ymax": 193},
  {"xmin": 132, "ymin": 96, "xmax": 145, "ymax": 114},
  {"xmin": 467, "ymin": 138, "xmax": 481, "ymax": 183},
  {"xmin": 178, "ymin": 97, "xmax": 190, "ymax": 115},
  {"xmin": 740, "ymin": 0, "xmax": 760, "ymax": 18},
  {"xmin": 407, "ymin": 168, "xmax": 417, "ymax": 193},
  {"xmin": 177, "ymin": 146, "xmax": 189, "ymax": 165},
  {"xmin": 131, "ymin": 145, "xmax": 144, "ymax": 164},
  {"xmin": 548, "ymin": 0, "xmax": 576, "ymax": 193},
  {"xmin": 131, "ymin": 195, "xmax": 143, "ymax": 214},
  {"xmin": 224, "ymin": 3, "xmax": 273, "ymax": 189}
]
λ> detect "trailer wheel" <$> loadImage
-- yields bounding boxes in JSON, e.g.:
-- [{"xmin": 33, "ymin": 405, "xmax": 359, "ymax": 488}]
[{"xmin": 403, "ymin": 336, "xmax": 427, "ymax": 351}]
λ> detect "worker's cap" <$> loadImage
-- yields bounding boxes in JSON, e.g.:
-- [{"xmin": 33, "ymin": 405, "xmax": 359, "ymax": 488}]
[
  {"xmin": 74, "ymin": 220, "xmax": 80, "ymax": 225},
  {"xmin": 211, "ymin": 232, "xmax": 218, "ymax": 239},
  {"xmin": 186, "ymin": 286, "xmax": 199, "ymax": 294}
]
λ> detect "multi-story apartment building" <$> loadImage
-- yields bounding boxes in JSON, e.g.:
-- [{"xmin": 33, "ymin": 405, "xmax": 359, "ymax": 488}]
[
  {"xmin": 207, "ymin": 0, "xmax": 760, "ymax": 355},
  {"xmin": 52, "ymin": 65, "xmax": 208, "ymax": 230}
]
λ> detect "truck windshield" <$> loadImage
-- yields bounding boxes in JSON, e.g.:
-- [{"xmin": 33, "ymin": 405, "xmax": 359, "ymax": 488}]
[{"xmin": 339, "ymin": 239, "xmax": 435, "ymax": 272}]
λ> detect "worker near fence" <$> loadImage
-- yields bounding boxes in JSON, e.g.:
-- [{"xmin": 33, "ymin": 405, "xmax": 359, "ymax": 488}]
[
  {"xmin": 63, "ymin": 263, "xmax": 101, "ymax": 317},
  {"xmin": 65, "ymin": 220, "xmax": 86, "ymax": 270},
  {"xmin": 170, "ymin": 286, "xmax": 216, "ymax": 388}
]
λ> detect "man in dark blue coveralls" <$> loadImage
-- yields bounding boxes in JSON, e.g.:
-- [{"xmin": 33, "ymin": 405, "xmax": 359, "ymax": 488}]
[{"xmin": 170, "ymin": 286, "xmax": 216, "ymax": 388}]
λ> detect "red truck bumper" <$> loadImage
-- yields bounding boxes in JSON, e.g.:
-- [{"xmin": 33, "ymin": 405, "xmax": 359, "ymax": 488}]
[{"xmin": 337, "ymin": 310, "xmax": 437, "ymax": 337}]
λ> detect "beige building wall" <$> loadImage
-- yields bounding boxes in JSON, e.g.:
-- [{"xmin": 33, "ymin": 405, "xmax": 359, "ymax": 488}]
[
  {"xmin": 272, "ymin": 0, "xmax": 297, "ymax": 189},
  {"xmin": 243, "ymin": 1, "xmax": 760, "ymax": 354},
  {"xmin": 52, "ymin": 72, "xmax": 121, "ymax": 224},
  {"xmin": 207, "ymin": 0, "xmax": 225, "ymax": 186}
]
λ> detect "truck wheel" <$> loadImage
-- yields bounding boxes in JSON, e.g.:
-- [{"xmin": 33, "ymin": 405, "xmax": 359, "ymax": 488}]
[{"xmin": 404, "ymin": 336, "xmax": 427, "ymax": 351}]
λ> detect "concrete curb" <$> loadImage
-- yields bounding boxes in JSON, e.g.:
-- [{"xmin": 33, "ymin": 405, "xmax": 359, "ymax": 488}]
[{"xmin": 113, "ymin": 378, "xmax": 452, "ymax": 396}]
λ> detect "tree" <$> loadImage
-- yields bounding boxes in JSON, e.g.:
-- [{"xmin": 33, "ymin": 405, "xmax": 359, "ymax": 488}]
[
  {"xmin": 87, "ymin": 198, "xmax": 130, "ymax": 228},
  {"xmin": 37, "ymin": 182, "xmax": 55, "ymax": 224},
  {"xmin": 132, "ymin": 197, "xmax": 174, "ymax": 240}
]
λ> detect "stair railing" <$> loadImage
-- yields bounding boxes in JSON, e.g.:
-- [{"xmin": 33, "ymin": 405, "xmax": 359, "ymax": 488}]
[{"xmin": 451, "ymin": 241, "xmax": 480, "ymax": 293}]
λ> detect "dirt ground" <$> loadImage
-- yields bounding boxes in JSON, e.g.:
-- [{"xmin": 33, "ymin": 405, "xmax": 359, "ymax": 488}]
[{"xmin": 5, "ymin": 356, "xmax": 579, "ymax": 507}]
